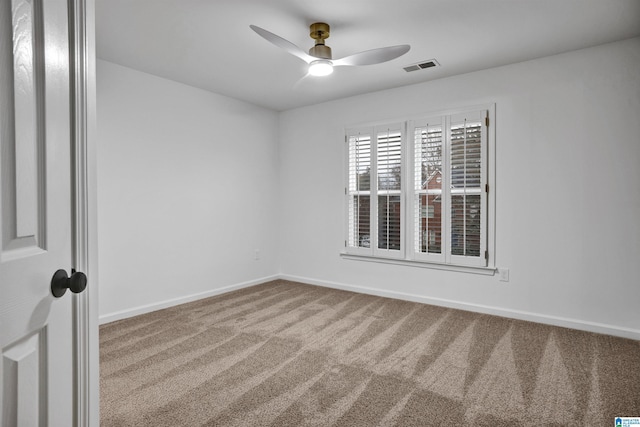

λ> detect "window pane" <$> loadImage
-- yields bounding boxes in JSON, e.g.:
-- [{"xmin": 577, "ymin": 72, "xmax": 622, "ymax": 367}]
[
  {"xmin": 427, "ymin": 196, "xmax": 442, "ymax": 253},
  {"xmin": 451, "ymin": 121, "xmax": 482, "ymax": 190},
  {"xmin": 415, "ymin": 126, "xmax": 442, "ymax": 189},
  {"xmin": 378, "ymin": 195, "xmax": 401, "ymax": 250},
  {"xmin": 451, "ymin": 194, "xmax": 481, "ymax": 256},
  {"xmin": 450, "ymin": 120, "xmax": 482, "ymax": 258},
  {"xmin": 414, "ymin": 125, "xmax": 442, "ymax": 254},
  {"xmin": 349, "ymin": 135, "xmax": 371, "ymax": 192},
  {"xmin": 350, "ymin": 195, "xmax": 370, "ymax": 247},
  {"xmin": 377, "ymin": 130, "xmax": 402, "ymax": 191}
]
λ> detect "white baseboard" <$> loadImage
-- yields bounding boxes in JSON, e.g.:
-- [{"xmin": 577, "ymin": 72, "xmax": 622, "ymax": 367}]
[
  {"xmin": 278, "ymin": 274, "xmax": 640, "ymax": 341},
  {"xmin": 98, "ymin": 272, "xmax": 640, "ymax": 340},
  {"xmin": 98, "ymin": 275, "xmax": 279, "ymax": 325}
]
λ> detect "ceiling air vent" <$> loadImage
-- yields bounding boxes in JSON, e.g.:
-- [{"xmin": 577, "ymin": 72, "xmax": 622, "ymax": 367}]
[{"xmin": 403, "ymin": 59, "xmax": 439, "ymax": 72}]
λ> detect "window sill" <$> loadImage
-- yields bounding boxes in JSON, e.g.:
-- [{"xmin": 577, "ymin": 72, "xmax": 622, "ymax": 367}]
[{"xmin": 340, "ymin": 253, "xmax": 497, "ymax": 276}]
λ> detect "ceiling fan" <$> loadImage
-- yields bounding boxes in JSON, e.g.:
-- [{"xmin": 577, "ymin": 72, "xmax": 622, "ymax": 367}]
[{"xmin": 250, "ymin": 22, "xmax": 410, "ymax": 76}]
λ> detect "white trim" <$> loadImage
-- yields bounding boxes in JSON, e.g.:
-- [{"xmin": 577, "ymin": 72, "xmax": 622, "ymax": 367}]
[
  {"xmin": 98, "ymin": 275, "xmax": 280, "ymax": 325},
  {"xmin": 344, "ymin": 103, "xmax": 494, "ymax": 131},
  {"xmin": 278, "ymin": 274, "xmax": 640, "ymax": 341},
  {"xmin": 340, "ymin": 253, "xmax": 496, "ymax": 275},
  {"xmin": 69, "ymin": 0, "xmax": 96, "ymax": 425}
]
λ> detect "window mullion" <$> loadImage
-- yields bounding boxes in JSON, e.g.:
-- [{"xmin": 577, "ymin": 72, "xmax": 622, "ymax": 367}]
[
  {"xmin": 400, "ymin": 121, "xmax": 407, "ymax": 258},
  {"xmin": 371, "ymin": 129, "xmax": 378, "ymax": 253},
  {"xmin": 402, "ymin": 122, "xmax": 419, "ymax": 259},
  {"xmin": 355, "ymin": 138, "xmax": 360, "ymax": 248},
  {"xmin": 443, "ymin": 115, "xmax": 452, "ymax": 264},
  {"xmin": 462, "ymin": 119, "xmax": 467, "ymax": 256}
]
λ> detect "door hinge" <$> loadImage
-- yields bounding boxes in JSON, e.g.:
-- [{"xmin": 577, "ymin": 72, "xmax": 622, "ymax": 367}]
[
  {"xmin": 345, "ymin": 187, "xmax": 347, "ymax": 195},
  {"xmin": 484, "ymin": 250, "xmax": 489, "ymax": 260},
  {"xmin": 345, "ymin": 240, "xmax": 347, "ymax": 247},
  {"xmin": 485, "ymin": 184, "xmax": 489, "ymax": 193},
  {"xmin": 485, "ymin": 117, "xmax": 489, "ymax": 127},
  {"xmin": 345, "ymin": 135, "xmax": 348, "ymax": 143}
]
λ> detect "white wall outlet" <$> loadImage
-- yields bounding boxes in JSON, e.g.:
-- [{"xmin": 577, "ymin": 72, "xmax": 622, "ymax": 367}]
[
  {"xmin": 254, "ymin": 249, "xmax": 260, "ymax": 260},
  {"xmin": 499, "ymin": 268, "xmax": 510, "ymax": 282}
]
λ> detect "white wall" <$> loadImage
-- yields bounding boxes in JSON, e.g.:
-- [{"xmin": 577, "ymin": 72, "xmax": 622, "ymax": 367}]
[
  {"xmin": 97, "ymin": 60, "xmax": 279, "ymax": 321},
  {"xmin": 278, "ymin": 37, "xmax": 640, "ymax": 338},
  {"xmin": 97, "ymin": 38, "xmax": 640, "ymax": 338}
]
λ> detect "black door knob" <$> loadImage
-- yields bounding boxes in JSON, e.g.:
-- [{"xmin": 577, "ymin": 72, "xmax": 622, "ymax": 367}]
[{"xmin": 51, "ymin": 269, "xmax": 87, "ymax": 298}]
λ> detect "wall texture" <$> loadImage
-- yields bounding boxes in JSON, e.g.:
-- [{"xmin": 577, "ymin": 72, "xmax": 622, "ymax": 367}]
[
  {"xmin": 97, "ymin": 60, "xmax": 279, "ymax": 321},
  {"xmin": 278, "ymin": 37, "xmax": 640, "ymax": 338}
]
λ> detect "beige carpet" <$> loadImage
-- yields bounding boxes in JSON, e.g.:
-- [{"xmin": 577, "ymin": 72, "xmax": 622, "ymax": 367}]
[{"xmin": 100, "ymin": 280, "xmax": 640, "ymax": 426}]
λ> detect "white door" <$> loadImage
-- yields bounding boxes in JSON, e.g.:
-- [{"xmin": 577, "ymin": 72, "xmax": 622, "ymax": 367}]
[{"xmin": 0, "ymin": 0, "xmax": 82, "ymax": 425}]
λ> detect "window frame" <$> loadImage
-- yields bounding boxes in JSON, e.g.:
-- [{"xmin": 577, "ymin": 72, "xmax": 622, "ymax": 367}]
[{"xmin": 343, "ymin": 104, "xmax": 496, "ymax": 273}]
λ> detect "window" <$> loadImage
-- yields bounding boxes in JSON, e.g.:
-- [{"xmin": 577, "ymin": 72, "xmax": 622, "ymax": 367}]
[{"xmin": 345, "ymin": 106, "xmax": 494, "ymax": 269}]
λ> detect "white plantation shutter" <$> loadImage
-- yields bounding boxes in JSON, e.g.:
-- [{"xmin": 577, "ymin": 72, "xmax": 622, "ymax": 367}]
[
  {"xmin": 411, "ymin": 118, "xmax": 445, "ymax": 262},
  {"xmin": 448, "ymin": 111, "xmax": 487, "ymax": 266},
  {"xmin": 375, "ymin": 125, "xmax": 403, "ymax": 256},
  {"xmin": 409, "ymin": 109, "xmax": 489, "ymax": 266},
  {"xmin": 345, "ymin": 106, "xmax": 492, "ymax": 269},
  {"xmin": 346, "ymin": 129, "xmax": 372, "ymax": 254}
]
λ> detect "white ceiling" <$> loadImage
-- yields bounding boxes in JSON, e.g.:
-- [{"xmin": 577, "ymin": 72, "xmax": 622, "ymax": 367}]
[{"xmin": 96, "ymin": 0, "xmax": 640, "ymax": 111}]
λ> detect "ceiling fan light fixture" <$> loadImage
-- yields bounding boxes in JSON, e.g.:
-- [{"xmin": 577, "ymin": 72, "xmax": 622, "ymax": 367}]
[
  {"xmin": 308, "ymin": 59, "xmax": 333, "ymax": 76},
  {"xmin": 250, "ymin": 23, "xmax": 410, "ymax": 78}
]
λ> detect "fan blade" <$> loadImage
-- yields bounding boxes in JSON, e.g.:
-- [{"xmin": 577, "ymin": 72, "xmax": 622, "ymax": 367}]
[
  {"xmin": 250, "ymin": 25, "xmax": 314, "ymax": 64},
  {"xmin": 333, "ymin": 44, "xmax": 410, "ymax": 67}
]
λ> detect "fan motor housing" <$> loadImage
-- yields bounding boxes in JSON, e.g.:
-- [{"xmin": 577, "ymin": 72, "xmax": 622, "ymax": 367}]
[{"xmin": 309, "ymin": 44, "xmax": 332, "ymax": 59}]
